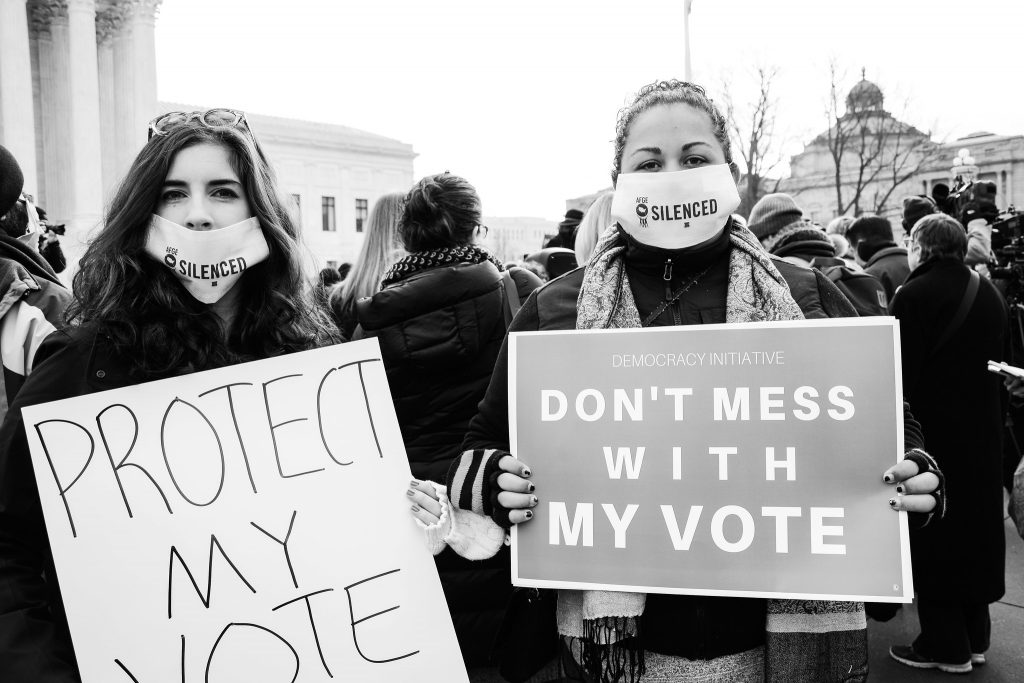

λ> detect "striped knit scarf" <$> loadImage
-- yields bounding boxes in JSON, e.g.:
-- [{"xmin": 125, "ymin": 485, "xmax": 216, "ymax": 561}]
[
  {"xmin": 380, "ymin": 244, "xmax": 504, "ymax": 287},
  {"xmin": 564, "ymin": 220, "xmax": 867, "ymax": 682}
]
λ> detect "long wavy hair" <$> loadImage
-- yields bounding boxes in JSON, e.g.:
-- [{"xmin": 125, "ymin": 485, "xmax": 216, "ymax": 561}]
[
  {"xmin": 69, "ymin": 120, "xmax": 341, "ymax": 375},
  {"xmin": 330, "ymin": 192, "xmax": 406, "ymax": 319}
]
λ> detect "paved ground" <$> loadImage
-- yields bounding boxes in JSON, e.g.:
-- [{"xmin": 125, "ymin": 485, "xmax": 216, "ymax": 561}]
[{"xmin": 867, "ymin": 514, "xmax": 1024, "ymax": 681}]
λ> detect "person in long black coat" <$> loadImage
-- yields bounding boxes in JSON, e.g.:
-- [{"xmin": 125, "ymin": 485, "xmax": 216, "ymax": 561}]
[{"xmin": 888, "ymin": 213, "xmax": 1008, "ymax": 673}]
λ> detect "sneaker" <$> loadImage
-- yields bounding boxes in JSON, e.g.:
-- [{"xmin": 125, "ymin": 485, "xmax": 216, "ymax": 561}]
[
  {"xmin": 889, "ymin": 645, "xmax": 972, "ymax": 673},
  {"xmin": 971, "ymin": 653, "xmax": 987, "ymax": 666}
]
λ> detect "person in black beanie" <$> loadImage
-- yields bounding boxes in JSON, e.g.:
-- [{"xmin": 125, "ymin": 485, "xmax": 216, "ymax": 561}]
[
  {"xmin": 0, "ymin": 143, "xmax": 70, "ymax": 426},
  {"xmin": 545, "ymin": 208, "xmax": 583, "ymax": 249},
  {"xmin": 847, "ymin": 215, "xmax": 909, "ymax": 300}
]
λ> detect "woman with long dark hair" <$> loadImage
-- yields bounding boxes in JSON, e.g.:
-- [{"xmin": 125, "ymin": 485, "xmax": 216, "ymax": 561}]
[{"xmin": 0, "ymin": 109, "xmax": 339, "ymax": 682}]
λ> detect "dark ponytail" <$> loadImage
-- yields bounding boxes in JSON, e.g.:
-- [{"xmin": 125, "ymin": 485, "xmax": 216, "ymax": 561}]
[{"xmin": 400, "ymin": 172, "xmax": 481, "ymax": 252}]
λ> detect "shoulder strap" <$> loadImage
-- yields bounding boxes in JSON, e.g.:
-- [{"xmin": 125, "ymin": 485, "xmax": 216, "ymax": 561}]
[
  {"xmin": 501, "ymin": 269, "xmax": 521, "ymax": 327},
  {"xmin": 932, "ymin": 269, "xmax": 980, "ymax": 355}
]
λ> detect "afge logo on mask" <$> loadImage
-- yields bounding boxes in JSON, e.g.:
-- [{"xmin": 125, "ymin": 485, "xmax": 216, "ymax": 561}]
[
  {"xmin": 613, "ymin": 165, "xmax": 740, "ymax": 250},
  {"xmin": 144, "ymin": 215, "xmax": 270, "ymax": 304}
]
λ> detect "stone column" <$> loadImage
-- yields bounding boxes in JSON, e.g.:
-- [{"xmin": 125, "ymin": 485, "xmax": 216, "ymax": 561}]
[
  {"xmin": 35, "ymin": 1, "xmax": 72, "ymax": 224},
  {"xmin": 112, "ymin": 0, "xmax": 161, "ymax": 178},
  {"xmin": 0, "ymin": 0, "xmax": 39, "ymax": 197},
  {"xmin": 95, "ymin": 8, "xmax": 120, "ymax": 200},
  {"xmin": 127, "ymin": 0, "xmax": 160, "ymax": 137},
  {"xmin": 64, "ymin": 0, "xmax": 103, "ymax": 272}
]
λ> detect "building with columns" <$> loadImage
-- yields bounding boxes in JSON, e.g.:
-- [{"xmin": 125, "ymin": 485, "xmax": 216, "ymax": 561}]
[
  {"xmin": 0, "ymin": 0, "xmax": 160, "ymax": 270},
  {"xmin": 0, "ymin": 0, "xmax": 416, "ymax": 277}
]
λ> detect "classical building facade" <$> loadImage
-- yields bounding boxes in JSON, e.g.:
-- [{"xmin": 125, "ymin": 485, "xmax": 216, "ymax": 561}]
[
  {"xmin": 0, "ymin": 0, "xmax": 161, "ymax": 268},
  {"xmin": 0, "ymin": 0, "xmax": 415, "ymax": 276},
  {"xmin": 781, "ymin": 77, "xmax": 1024, "ymax": 229}
]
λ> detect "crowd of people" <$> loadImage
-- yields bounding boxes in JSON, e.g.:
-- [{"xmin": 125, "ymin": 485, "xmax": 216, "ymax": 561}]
[{"xmin": 0, "ymin": 75, "xmax": 1016, "ymax": 682}]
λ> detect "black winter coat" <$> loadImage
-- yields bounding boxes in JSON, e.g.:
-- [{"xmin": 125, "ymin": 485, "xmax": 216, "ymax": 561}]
[
  {"xmin": 890, "ymin": 258, "xmax": 1008, "ymax": 602},
  {"xmin": 355, "ymin": 259, "xmax": 542, "ymax": 668}
]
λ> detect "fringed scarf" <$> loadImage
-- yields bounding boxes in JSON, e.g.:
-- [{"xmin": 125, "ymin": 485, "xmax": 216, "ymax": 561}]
[
  {"xmin": 564, "ymin": 220, "xmax": 837, "ymax": 682},
  {"xmin": 380, "ymin": 243, "xmax": 504, "ymax": 287}
]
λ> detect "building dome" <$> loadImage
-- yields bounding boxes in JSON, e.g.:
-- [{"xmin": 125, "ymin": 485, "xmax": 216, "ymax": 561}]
[{"xmin": 846, "ymin": 72, "xmax": 884, "ymax": 113}]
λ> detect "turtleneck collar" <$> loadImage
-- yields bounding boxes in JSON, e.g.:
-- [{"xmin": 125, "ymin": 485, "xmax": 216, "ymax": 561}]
[{"xmin": 620, "ymin": 217, "xmax": 733, "ymax": 281}]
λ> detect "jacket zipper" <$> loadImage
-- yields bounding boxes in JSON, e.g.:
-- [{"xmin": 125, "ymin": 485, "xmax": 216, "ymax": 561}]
[{"xmin": 664, "ymin": 259, "xmax": 683, "ymax": 325}]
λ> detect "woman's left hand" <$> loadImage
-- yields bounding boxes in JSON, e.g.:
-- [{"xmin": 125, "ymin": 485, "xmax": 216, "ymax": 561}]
[
  {"xmin": 882, "ymin": 459, "xmax": 940, "ymax": 513},
  {"xmin": 408, "ymin": 479, "xmax": 444, "ymax": 525}
]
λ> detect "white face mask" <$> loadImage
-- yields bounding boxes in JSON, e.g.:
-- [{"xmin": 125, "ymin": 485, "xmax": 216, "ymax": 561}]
[
  {"xmin": 144, "ymin": 214, "xmax": 271, "ymax": 304},
  {"xmin": 611, "ymin": 164, "xmax": 741, "ymax": 250}
]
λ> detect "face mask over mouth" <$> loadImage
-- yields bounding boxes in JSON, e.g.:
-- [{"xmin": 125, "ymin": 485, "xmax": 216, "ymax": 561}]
[
  {"xmin": 611, "ymin": 164, "xmax": 741, "ymax": 250},
  {"xmin": 144, "ymin": 214, "xmax": 270, "ymax": 304}
]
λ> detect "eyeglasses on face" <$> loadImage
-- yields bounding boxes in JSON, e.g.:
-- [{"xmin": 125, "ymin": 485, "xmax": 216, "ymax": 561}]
[{"xmin": 147, "ymin": 108, "xmax": 251, "ymax": 141}]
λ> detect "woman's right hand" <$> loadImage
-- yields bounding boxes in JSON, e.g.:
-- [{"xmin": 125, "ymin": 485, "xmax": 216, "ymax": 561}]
[{"xmin": 495, "ymin": 455, "xmax": 538, "ymax": 524}]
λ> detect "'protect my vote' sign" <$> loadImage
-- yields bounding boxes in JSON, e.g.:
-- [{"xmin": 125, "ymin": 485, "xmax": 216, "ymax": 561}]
[
  {"xmin": 23, "ymin": 338, "xmax": 468, "ymax": 682},
  {"xmin": 509, "ymin": 318, "xmax": 912, "ymax": 603}
]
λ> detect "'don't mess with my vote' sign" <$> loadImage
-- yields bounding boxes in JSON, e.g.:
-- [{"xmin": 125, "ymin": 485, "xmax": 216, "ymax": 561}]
[
  {"xmin": 509, "ymin": 318, "xmax": 912, "ymax": 603},
  {"xmin": 23, "ymin": 339, "xmax": 467, "ymax": 683}
]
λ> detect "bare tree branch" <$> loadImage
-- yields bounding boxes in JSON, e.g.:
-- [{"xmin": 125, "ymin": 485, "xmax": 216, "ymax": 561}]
[{"xmin": 721, "ymin": 65, "xmax": 783, "ymax": 216}]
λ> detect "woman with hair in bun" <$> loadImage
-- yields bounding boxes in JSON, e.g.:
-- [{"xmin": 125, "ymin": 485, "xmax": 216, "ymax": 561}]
[
  {"xmin": 412, "ymin": 81, "xmax": 946, "ymax": 682},
  {"xmin": 0, "ymin": 109, "xmax": 340, "ymax": 682},
  {"xmin": 330, "ymin": 191, "xmax": 406, "ymax": 338},
  {"xmin": 354, "ymin": 172, "xmax": 542, "ymax": 677}
]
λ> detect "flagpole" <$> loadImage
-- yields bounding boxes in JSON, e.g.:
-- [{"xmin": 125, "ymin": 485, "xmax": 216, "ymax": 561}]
[{"xmin": 683, "ymin": 0, "xmax": 694, "ymax": 81}]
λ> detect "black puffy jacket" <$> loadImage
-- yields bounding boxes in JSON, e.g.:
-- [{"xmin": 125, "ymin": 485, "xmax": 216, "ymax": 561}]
[{"xmin": 355, "ymin": 259, "xmax": 542, "ymax": 667}]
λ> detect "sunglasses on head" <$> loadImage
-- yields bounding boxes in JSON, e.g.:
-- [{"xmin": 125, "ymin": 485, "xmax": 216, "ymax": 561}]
[{"xmin": 147, "ymin": 108, "xmax": 252, "ymax": 141}]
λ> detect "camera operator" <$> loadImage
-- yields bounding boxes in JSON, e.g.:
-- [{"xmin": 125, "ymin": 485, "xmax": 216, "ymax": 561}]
[
  {"xmin": 904, "ymin": 194, "xmax": 992, "ymax": 267},
  {"xmin": 34, "ymin": 207, "xmax": 66, "ymax": 274}
]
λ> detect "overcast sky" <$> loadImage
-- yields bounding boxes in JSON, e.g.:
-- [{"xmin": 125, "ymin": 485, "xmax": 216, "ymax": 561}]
[{"xmin": 155, "ymin": 0, "xmax": 1024, "ymax": 219}]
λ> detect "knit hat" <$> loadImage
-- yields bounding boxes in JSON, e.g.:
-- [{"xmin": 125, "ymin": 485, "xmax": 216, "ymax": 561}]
[
  {"xmin": 0, "ymin": 145, "xmax": 25, "ymax": 218},
  {"xmin": 748, "ymin": 193, "xmax": 804, "ymax": 242},
  {"xmin": 902, "ymin": 195, "xmax": 937, "ymax": 232},
  {"xmin": 769, "ymin": 224, "xmax": 835, "ymax": 260}
]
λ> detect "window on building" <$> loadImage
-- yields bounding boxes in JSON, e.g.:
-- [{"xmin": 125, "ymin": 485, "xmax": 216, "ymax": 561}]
[
  {"xmin": 291, "ymin": 194, "xmax": 301, "ymax": 225},
  {"xmin": 355, "ymin": 198, "xmax": 368, "ymax": 233},
  {"xmin": 322, "ymin": 196, "xmax": 336, "ymax": 232}
]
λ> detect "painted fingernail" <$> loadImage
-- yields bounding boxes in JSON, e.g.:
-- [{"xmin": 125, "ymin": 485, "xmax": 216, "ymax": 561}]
[
  {"xmin": 889, "ymin": 498, "xmax": 898, "ymax": 507},
  {"xmin": 410, "ymin": 479, "xmax": 420, "ymax": 487},
  {"xmin": 406, "ymin": 489, "xmax": 414, "ymax": 497},
  {"xmin": 527, "ymin": 482, "xmax": 536, "ymax": 492},
  {"xmin": 523, "ymin": 468, "xmax": 532, "ymax": 477},
  {"xmin": 525, "ymin": 510, "xmax": 533, "ymax": 519},
  {"xmin": 531, "ymin": 496, "xmax": 538, "ymax": 506},
  {"xmin": 896, "ymin": 485, "xmax": 905, "ymax": 494},
  {"xmin": 411, "ymin": 504, "xmax": 420, "ymax": 512},
  {"xmin": 883, "ymin": 474, "xmax": 895, "ymax": 483}
]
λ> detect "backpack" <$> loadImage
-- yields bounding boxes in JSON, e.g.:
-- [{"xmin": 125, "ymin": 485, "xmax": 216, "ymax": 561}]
[{"xmin": 821, "ymin": 265, "xmax": 888, "ymax": 316}]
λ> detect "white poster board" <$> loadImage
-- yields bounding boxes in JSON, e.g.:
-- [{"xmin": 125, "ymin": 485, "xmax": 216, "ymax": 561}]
[{"xmin": 23, "ymin": 338, "xmax": 468, "ymax": 682}]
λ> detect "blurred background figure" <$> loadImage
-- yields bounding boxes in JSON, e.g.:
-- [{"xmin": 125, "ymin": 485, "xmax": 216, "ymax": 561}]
[
  {"xmin": 32, "ymin": 205, "xmax": 66, "ymax": 274},
  {"xmin": 747, "ymin": 192, "xmax": 810, "ymax": 251},
  {"xmin": 312, "ymin": 265, "xmax": 342, "ymax": 308},
  {"xmin": 329, "ymin": 192, "xmax": 406, "ymax": 339},
  {"xmin": 846, "ymin": 216, "xmax": 909, "ymax": 300},
  {"xmin": 574, "ymin": 191, "xmax": 614, "ymax": 265},
  {"xmin": 336, "ymin": 261, "xmax": 351, "ymax": 282},
  {"xmin": 544, "ymin": 208, "xmax": 583, "ymax": 249},
  {"xmin": 523, "ymin": 246, "xmax": 578, "ymax": 281}
]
